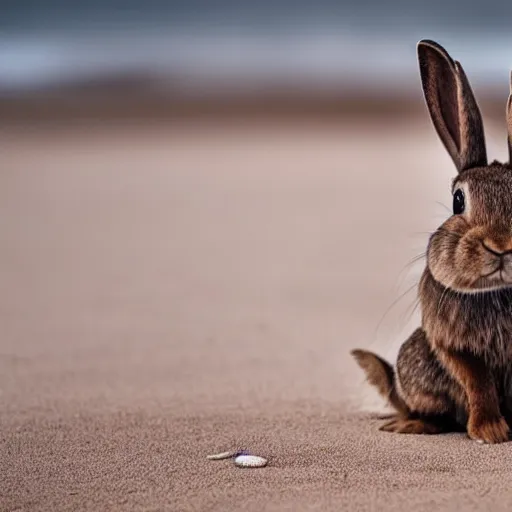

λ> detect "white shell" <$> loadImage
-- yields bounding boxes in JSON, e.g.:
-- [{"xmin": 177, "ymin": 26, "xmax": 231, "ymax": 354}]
[
  {"xmin": 234, "ymin": 455, "xmax": 268, "ymax": 468},
  {"xmin": 207, "ymin": 450, "xmax": 237, "ymax": 460}
]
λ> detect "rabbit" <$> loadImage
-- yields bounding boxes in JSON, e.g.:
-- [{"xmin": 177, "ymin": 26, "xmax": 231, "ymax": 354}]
[{"xmin": 351, "ymin": 39, "xmax": 512, "ymax": 444}]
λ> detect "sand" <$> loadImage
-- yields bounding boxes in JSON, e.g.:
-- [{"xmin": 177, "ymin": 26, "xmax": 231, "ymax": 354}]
[{"xmin": 2, "ymin": 117, "xmax": 512, "ymax": 511}]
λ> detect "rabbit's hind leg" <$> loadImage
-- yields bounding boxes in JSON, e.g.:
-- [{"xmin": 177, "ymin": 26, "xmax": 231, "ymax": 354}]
[
  {"xmin": 392, "ymin": 329, "xmax": 466, "ymax": 434},
  {"xmin": 380, "ymin": 415, "xmax": 448, "ymax": 434},
  {"xmin": 379, "ymin": 409, "xmax": 464, "ymax": 435}
]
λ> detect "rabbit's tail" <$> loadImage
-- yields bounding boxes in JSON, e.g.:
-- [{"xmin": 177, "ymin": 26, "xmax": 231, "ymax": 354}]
[{"xmin": 351, "ymin": 349, "xmax": 409, "ymax": 416}]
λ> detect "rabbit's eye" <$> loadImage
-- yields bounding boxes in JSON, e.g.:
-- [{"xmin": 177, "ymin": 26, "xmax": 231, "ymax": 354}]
[{"xmin": 453, "ymin": 189, "xmax": 465, "ymax": 215}]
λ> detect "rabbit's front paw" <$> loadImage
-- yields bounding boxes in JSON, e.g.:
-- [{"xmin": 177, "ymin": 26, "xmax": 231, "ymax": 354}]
[{"xmin": 468, "ymin": 415, "xmax": 510, "ymax": 444}]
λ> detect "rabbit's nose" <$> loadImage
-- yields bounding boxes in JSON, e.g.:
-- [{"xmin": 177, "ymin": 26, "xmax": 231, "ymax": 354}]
[{"xmin": 482, "ymin": 238, "xmax": 512, "ymax": 257}]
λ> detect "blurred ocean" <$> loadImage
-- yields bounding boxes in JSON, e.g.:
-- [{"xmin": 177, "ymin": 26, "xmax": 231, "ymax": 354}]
[{"xmin": 1, "ymin": 0, "xmax": 512, "ymax": 94}]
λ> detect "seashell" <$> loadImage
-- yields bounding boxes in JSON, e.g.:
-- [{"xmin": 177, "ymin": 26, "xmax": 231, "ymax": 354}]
[
  {"xmin": 234, "ymin": 455, "xmax": 268, "ymax": 468},
  {"xmin": 207, "ymin": 450, "xmax": 238, "ymax": 460}
]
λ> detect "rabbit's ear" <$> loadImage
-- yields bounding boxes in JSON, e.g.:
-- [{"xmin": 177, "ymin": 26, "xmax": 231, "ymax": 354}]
[
  {"xmin": 417, "ymin": 39, "xmax": 487, "ymax": 172},
  {"xmin": 506, "ymin": 71, "xmax": 512, "ymax": 165}
]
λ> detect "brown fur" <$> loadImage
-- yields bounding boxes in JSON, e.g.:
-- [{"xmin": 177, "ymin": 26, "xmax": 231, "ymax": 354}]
[
  {"xmin": 351, "ymin": 39, "xmax": 512, "ymax": 443},
  {"xmin": 351, "ymin": 349, "xmax": 409, "ymax": 416},
  {"xmin": 380, "ymin": 418, "xmax": 447, "ymax": 435}
]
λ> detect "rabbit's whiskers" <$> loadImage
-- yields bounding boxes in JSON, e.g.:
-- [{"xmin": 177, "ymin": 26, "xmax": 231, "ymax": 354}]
[{"xmin": 375, "ymin": 281, "xmax": 419, "ymax": 336}]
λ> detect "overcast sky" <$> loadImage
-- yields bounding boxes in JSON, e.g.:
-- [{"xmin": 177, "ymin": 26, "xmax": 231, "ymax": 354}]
[
  {"xmin": 1, "ymin": 0, "xmax": 512, "ymax": 91},
  {"xmin": 2, "ymin": 0, "xmax": 512, "ymax": 32}
]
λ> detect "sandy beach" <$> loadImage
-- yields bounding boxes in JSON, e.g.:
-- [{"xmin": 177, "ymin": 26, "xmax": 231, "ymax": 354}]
[{"xmin": 2, "ymin": 116, "xmax": 512, "ymax": 511}]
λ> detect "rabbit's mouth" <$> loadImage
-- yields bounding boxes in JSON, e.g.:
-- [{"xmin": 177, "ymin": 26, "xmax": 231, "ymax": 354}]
[
  {"xmin": 474, "ymin": 241, "xmax": 512, "ymax": 289},
  {"xmin": 473, "ymin": 267, "xmax": 512, "ymax": 290}
]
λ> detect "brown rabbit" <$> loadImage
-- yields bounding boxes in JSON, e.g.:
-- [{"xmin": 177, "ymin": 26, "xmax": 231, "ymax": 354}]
[{"xmin": 352, "ymin": 39, "xmax": 512, "ymax": 444}]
